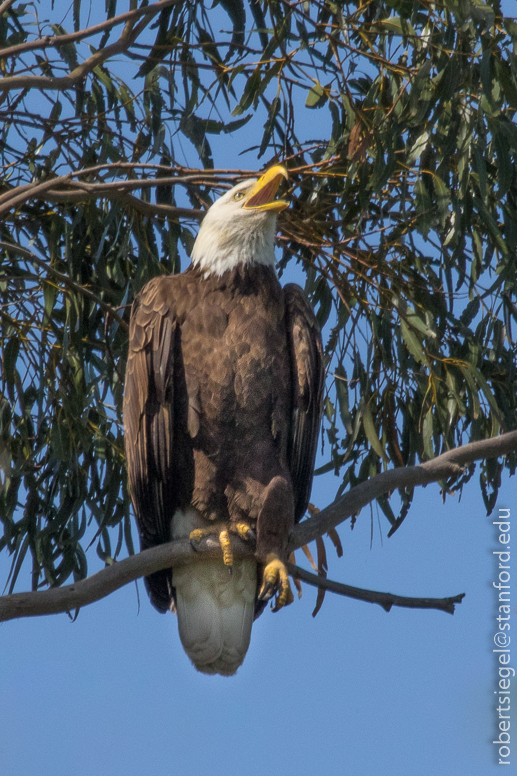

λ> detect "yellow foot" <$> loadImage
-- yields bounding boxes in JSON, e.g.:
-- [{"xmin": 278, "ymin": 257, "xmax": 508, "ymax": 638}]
[
  {"xmin": 189, "ymin": 521, "xmax": 256, "ymax": 568},
  {"xmin": 258, "ymin": 553, "xmax": 294, "ymax": 612},
  {"xmin": 233, "ymin": 521, "xmax": 256, "ymax": 542}
]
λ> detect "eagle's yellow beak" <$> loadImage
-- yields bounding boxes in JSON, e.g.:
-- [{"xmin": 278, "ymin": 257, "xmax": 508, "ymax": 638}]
[{"xmin": 243, "ymin": 165, "xmax": 289, "ymax": 212}]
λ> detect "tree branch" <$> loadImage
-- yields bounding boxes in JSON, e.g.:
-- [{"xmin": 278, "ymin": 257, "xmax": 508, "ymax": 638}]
[
  {"xmin": 288, "ymin": 429, "xmax": 517, "ymax": 551},
  {"xmin": 287, "ymin": 564, "xmax": 465, "ymax": 615},
  {"xmin": 0, "ymin": 0, "xmax": 15, "ymax": 16},
  {"xmin": 1, "ymin": 430, "xmax": 515, "ymax": 622},
  {"xmin": 0, "ymin": 0, "xmax": 180, "ymax": 60},
  {"xmin": 0, "ymin": 0, "xmax": 180, "ymax": 93},
  {"xmin": 0, "ymin": 173, "xmax": 212, "ymax": 219},
  {"xmin": 0, "ymin": 165, "xmax": 277, "ymax": 219},
  {"xmin": 0, "ymin": 536, "xmax": 247, "ymax": 622}
]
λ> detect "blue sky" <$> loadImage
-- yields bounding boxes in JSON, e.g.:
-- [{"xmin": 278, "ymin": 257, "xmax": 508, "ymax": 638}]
[
  {"xmin": 1, "ymin": 3, "xmax": 516, "ymax": 775},
  {"xmin": 1, "ymin": 469, "xmax": 515, "ymax": 776}
]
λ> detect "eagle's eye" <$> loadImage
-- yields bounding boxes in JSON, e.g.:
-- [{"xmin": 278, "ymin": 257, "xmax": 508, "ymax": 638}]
[{"xmin": 233, "ymin": 191, "xmax": 246, "ymax": 201}]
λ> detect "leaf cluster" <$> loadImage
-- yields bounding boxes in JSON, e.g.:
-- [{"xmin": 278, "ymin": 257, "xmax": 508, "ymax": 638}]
[{"xmin": 0, "ymin": 0, "xmax": 516, "ymax": 591}]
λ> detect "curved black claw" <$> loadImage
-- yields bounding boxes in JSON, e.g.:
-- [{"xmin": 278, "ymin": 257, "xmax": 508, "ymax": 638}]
[
  {"xmin": 257, "ymin": 579, "xmax": 275, "ymax": 602},
  {"xmin": 258, "ymin": 554, "xmax": 294, "ymax": 611}
]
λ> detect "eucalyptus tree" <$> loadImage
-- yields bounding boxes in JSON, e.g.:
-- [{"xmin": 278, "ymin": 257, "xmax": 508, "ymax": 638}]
[{"xmin": 0, "ymin": 0, "xmax": 516, "ymax": 611}]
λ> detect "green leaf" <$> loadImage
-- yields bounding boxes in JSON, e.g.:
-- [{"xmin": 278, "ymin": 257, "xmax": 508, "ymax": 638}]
[
  {"xmin": 407, "ymin": 130, "xmax": 429, "ymax": 165},
  {"xmin": 3, "ymin": 337, "xmax": 20, "ymax": 390},
  {"xmin": 73, "ymin": 0, "xmax": 81, "ymax": 32},
  {"xmin": 415, "ymin": 178, "xmax": 432, "ymax": 237},
  {"xmin": 433, "ymin": 174, "xmax": 451, "ymax": 230},
  {"xmin": 471, "ymin": 0, "xmax": 495, "ymax": 29},
  {"xmin": 422, "ymin": 407, "xmax": 434, "ymax": 459},
  {"xmin": 373, "ymin": 16, "xmax": 415, "ymax": 36},
  {"xmin": 469, "ymin": 366, "xmax": 504, "ymax": 424},
  {"xmin": 334, "ymin": 366, "xmax": 352, "ymax": 434},
  {"xmin": 219, "ymin": 0, "xmax": 246, "ymax": 49},
  {"xmin": 43, "ymin": 281, "xmax": 57, "ymax": 326},
  {"xmin": 409, "ymin": 60, "xmax": 432, "ymax": 119},
  {"xmin": 306, "ymin": 81, "xmax": 328, "ymax": 109},
  {"xmin": 457, "ymin": 364, "xmax": 482, "ymax": 420},
  {"xmin": 459, "ymin": 298, "xmax": 480, "ymax": 328},
  {"xmin": 232, "ymin": 66, "xmax": 262, "ymax": 115},
  {"xmin": 362, "ymin": 400, "xmax": 388, "ymax": 463},
  {"xmin": 314, "ymin": 276, "xmax": 333, "ymax": 327},
  {"xmin": 250, "ymin": 0, "xmax": 268, "ymax": 48},
  {"xmin": 400, "ymin": 320, "xmax": 427, "ymax": 364}
]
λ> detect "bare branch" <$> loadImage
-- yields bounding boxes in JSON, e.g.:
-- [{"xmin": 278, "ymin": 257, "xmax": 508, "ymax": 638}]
[
  {"xmin": 0, "ymin": 173, "xmax": 213, "ymax": 219},
  {"xmin": 0, "ymin": 0, "xmax": 15, "ymax": 16},
  {"xmin": 0, "ymin": 0, "xmax": 179, "ymax": 93},
  {"xmin": 0, "ymin": 0, "xmax": 180, "ymax": 60},
  {"xmin": 289, "ymin": 430, "xmax": 517, "ymax": 551},
  {"xmin": 0, "ymin": 430, "xmax": 514, "ymax": 623},
  {"xmin": 0, "ymin": 165, "xmax": 283, "ymax": 219},
  {"xmin": 0, "ymin": 174, "xmax": 75, "ymax": 218},
  {"xmin": 0, "ymin": 536, "xmax": 249, "ymax": 622},
  {"xmin": 287, "ymin": 564, "xmax": 465, "ymax": 615},
  {"xmin": 42, "ymin": 188, "xmax": 204, "ymax": 221}
]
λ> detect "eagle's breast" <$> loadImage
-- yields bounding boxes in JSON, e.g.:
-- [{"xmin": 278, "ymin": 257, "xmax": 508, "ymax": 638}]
[{"xmin": 172, "ymin": 264, "xmax": 292, "ymax": 524}]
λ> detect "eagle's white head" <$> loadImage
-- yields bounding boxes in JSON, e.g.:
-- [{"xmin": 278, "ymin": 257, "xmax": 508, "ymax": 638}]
[{"xmin": 191, "ymin": 165, "xmax": 289, "ymax": 276}]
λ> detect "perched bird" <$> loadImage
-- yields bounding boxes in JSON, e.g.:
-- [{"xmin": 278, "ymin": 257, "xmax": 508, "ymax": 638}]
[{"xmin": 123, "ymin": 166, "xmax": 324, "ymax": 675}]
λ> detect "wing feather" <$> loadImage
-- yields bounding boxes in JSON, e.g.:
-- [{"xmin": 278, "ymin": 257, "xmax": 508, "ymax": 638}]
[
  {"xmin": 123, "ymin": 277, "xmax": 189, "ymax": 611},
  {"xmin": 284, "ymin": 284, "xmax": 324, "ymax": 523}
]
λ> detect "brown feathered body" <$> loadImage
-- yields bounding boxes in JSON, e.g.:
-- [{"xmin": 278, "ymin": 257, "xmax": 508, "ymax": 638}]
[{"xmin": 123, "ymin": 172, "xmax": 323, "ymax": 675}]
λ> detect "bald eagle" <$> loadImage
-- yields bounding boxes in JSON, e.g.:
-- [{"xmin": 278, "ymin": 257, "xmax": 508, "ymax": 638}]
[{"xmin": 123, "ymin": 166, "xmax": 324, "ymax": 675}]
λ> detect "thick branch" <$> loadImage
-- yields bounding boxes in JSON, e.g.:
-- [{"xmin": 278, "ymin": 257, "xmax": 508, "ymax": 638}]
[
  {"xmin": 0, "ymin": 536, "xmax": 248, "ymax": 622},
  {"xmin": 288, "ymin": 429, "xmax": 517, "ymax": 551},
  {"xmin": 0, "ymin": 430, "xmax": 515, "ymax": 622},
  {"xmin": 0, "ymin": 174, "xmax": 210, "ymax": 219},
  {"xmin": 0, "ymin": 0, "xmax": 15, "ymax": 16},
  {"xmin": 287, "ymin": 564, "xmax": 465, "ymax": 615},
  {"xmin": 0, "ymin": 166, "xmax": 269, "ymax": 218}
]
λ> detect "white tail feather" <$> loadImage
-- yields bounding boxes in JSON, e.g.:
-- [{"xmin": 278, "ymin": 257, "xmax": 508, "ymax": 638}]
[
  {"xmin": 174, "ymin": 558, "xmax": 256, "ymax": 675},
  {"xmin": 171, "ymin": 509, "xmax": 257, "ymax": 676}
]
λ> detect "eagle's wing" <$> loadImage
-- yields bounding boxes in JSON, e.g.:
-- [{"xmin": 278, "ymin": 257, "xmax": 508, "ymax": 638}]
[
  {"xmin": 284, "ymin": 283, "xmax": 325, "ymax": 523},
  {"xmin": 123, "ymin": 276, "xmax": 192, "ymax": 611}
]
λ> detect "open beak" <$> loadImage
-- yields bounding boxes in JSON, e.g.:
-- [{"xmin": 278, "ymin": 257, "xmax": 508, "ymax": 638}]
[{"xmin": 243, "ymin": 165, "xmax": 289, "ymax": 212}]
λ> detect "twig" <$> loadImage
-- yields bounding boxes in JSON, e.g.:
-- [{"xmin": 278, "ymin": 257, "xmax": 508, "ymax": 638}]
[{"xmin": 287, "ymin": 564, "xmax": 465, "ymax": 615}]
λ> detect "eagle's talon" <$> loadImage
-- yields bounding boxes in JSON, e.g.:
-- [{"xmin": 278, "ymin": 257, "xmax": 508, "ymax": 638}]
[
  {"xmin": 257, "ymin": 579, "xmax": 275, "ymax": 602},
  {"xmin": 189, "ymin": 528, "xmax": 204, "ymax": 544},
  {"xmin": 219, "ymin": 528, "xmax": 233, "ymax": 566},
  {"xmin": 258, "ymin": 553, "xmax": 294, "ymax": 611},
  {"xmin": 189, "ymin": 529, "xmax": 204, "ymax": 551},
  {"xmin": 231, "ymin": 521, "xmax": 256, "ymax": 542},
  {"xmin": 188, "ymin": 524, "xmax": 235, "ymax": 566}
]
